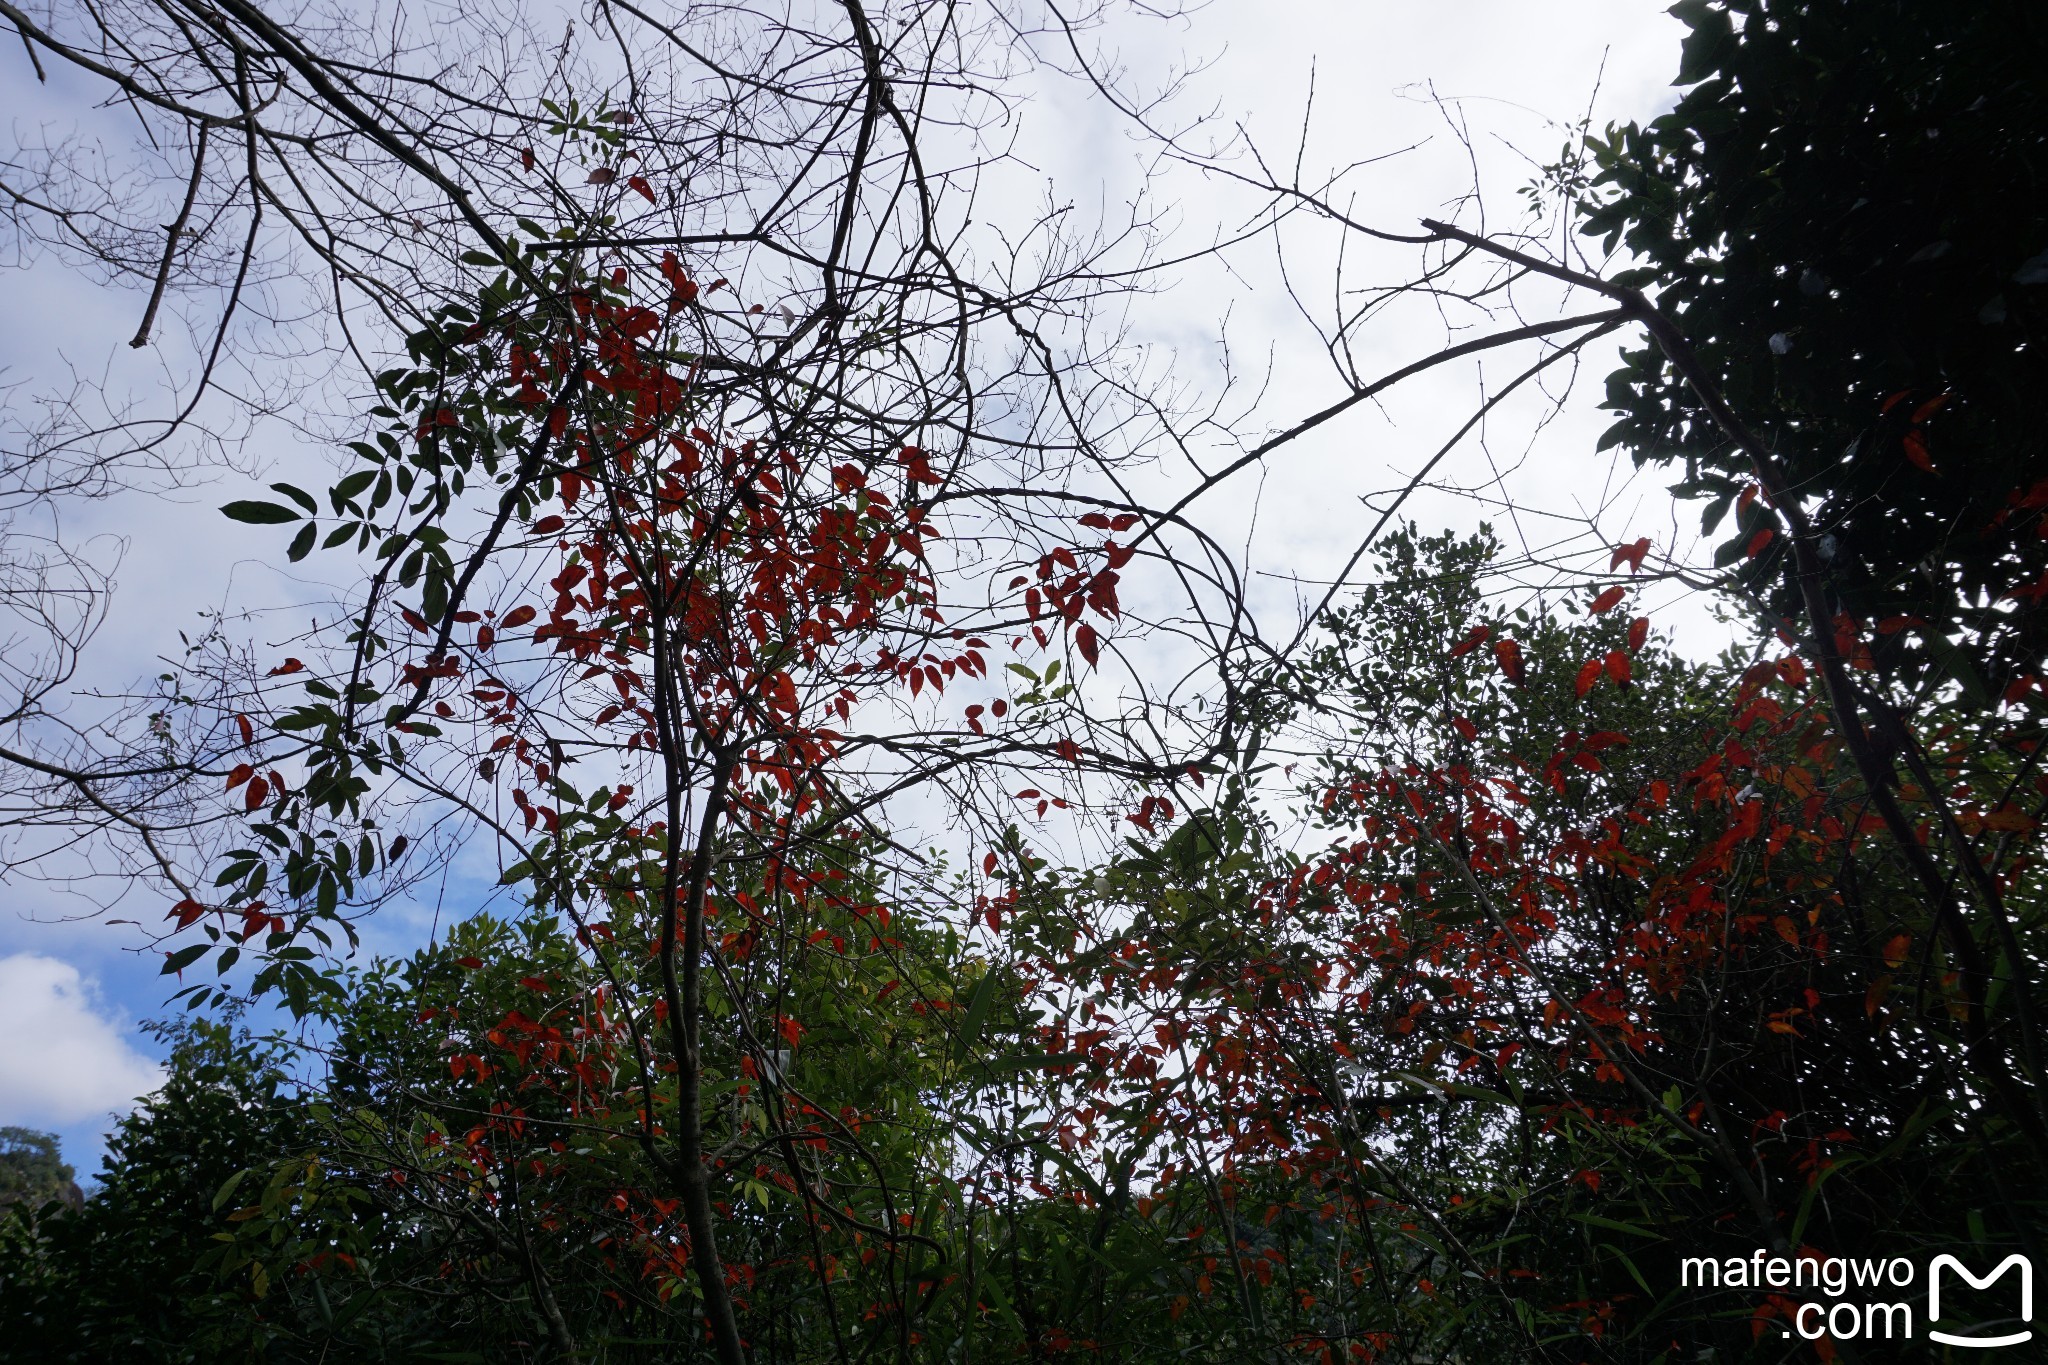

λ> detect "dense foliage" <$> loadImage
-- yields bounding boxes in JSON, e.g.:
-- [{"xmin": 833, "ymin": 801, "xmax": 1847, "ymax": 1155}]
[
  {"xmin": 1579, "ymin": 0, "xmax": 2048, "ymax": 698},
  {"xmin": 0, "ymin": 1129, "xmax": 79, "ymax": 1212}
]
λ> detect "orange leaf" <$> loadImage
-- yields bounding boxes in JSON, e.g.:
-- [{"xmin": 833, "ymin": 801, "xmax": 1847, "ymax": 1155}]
[
  {"xmin": 1604, "ymin": 650, "xmax": 1631, "ymax": 686},
  {"xmin": 1627, "ymin": 616, "xmax": 1649, "ymax": 652},
  {"xmin": 1574, "ymin": 659, "xmax": 1602, "ymax": 697},
  {"xmin": 1589, "ymin": 586, "xmax": 1626, "ymax": 614},
  {"xmin": 502, "ymin": 605, "xmax": 538, "ymax": 629}
]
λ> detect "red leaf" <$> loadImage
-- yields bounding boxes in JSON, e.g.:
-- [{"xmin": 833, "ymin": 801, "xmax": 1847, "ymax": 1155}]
[
  {"xmin": 1574, "ymin": 659, "xmax": 1602, "ymax": 698},
  {"xmin": 1589, "ymin": 585, "xmax": 1626, "ymax": 614},
  {"xmin": 502, "ymin": 605, "xmax": 538, "ymax": 629},
  {"xmin": 243, "ymin": 776, "xmax": 270, "ymax": 811},
  {"xmin": 455, "ymin": 956, "xmax": 484, "ymax": 970},
  {"xmin": 1451, "ymin": 715, "xmax": 1477, "ymax": 741},
  {"xmin": 1903, "ymin": 430, "xmax": 1935, "ymax": 472},
  {"xmin": 519, "ymin": 146, "xmax": 536, "ymax": 171},
  {"xmin": 1077, "ymin": 512, "xmax": 1113, "ymax": 530},
  {"xmin": 1074, "ymin": 622, "xmax": 1101, "ymax": 667},
  {"xmin": 267, "ymin": 658, "xmax": 305, "ymax": 676},
  {"xmin": 586, "ymin": 167, "xmax": 616, "ymax": 185},
  {"xmin": 1492, "ymin": 638, "xmax": 1525, "ymax": 684},
  {"xmin": 1450, "ymin": 624, "xmax": 1491, "ymax": 658},
  {"xmin": 235, "ymin": 714, "xmax": 255, "ymax": 746},
  {"xmin": 778, "ymin": 1015, "xmax": 804, "ymax": 1047},
  {"xmin": 626, "ymin": 174, "xmax": 655, "ymax": 204},
  {"xmin": 1627, "ymin": 616, "xmax": 1649, "ymax": 652},
  {"xmin": 226, "ymin": 763, "xmax": 254, "ymax": 790},
  {"xmin": 1608, "ymin": 537, "xmax": 1651, "ymax": 574},
  {"xmin": 1604, "ymin": 649, "xmax": 1631, "ymax": 686},
  {"xmin": 1745, "ymin": 528, "xmax": 1776, "ymax": 558},
  {"xmin": 1908, "ymin": 393, "xmax": 1951, "ymax": 423}
]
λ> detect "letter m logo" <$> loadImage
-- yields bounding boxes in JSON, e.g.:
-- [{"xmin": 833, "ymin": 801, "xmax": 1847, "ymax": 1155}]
[{"xmin": 1929, "ymin": 1254, "xmax": 2034, "ymax": 1348}]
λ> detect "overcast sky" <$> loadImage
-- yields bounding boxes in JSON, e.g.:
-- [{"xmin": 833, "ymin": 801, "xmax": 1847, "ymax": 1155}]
[{"xmin": 0, "ymin": 0, "xmax": 1692, "ymax": 1176}]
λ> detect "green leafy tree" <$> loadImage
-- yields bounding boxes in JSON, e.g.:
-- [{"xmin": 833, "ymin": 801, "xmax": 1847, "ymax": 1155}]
[
  {"xmin": 0, "ymin": 1130, "xmax": 81, "ymax": 1213},
  {"xmin": 1578, "ymin": 0, "xmax": 2048, "ymax": 699},
  {"xmin": 0, "ymin": 1019, "xmax": 302, "ymax": 1363}
]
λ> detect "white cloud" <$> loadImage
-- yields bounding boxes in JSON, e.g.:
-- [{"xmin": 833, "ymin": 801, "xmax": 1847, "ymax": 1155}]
[{"xmin": 0, "ymin": 954, "xmax": 162, "ymax": 1127}]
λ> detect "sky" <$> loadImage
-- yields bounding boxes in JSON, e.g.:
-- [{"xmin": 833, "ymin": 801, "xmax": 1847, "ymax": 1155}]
[{"xmin": 0, "ymin": 0, "xmax": 1693, "ymax": 1177}]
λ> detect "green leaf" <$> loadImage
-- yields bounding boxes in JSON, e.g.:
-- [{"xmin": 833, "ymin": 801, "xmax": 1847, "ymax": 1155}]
[
  {"xmin": 286, "ymin": 521, "xmax": 318, "ymax": 562},
  {"xmin": 952, "ymin": 968, "xmax": 1002, "ymax": 1063},
  {"xmin": 222, "ymin": 500, "xmax": 302, "ymax": 525},
  {"xmin": 161, "ymin": 943, "xmax": 209, "ymax": 974},
  {"xmin": 1700, "ymin": 490, "xmax": 1735, "ymax": 536},
  {"xmin": 212, "ymin": 1168, "xmax": 252, "ymax": 1212},
  {"xmin": 331, "ymin": 469, "xmax": 377, "ymax": 510},
  {"xmin": 269, "ymin": 482, "xmax": 318, "ymax": 514}
]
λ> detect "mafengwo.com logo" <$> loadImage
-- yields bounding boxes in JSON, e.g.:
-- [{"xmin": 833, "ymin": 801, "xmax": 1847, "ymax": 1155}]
[{"xmin": 1681, "ymin": 1250, "xmax": 2032, "ymax": 1347}]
